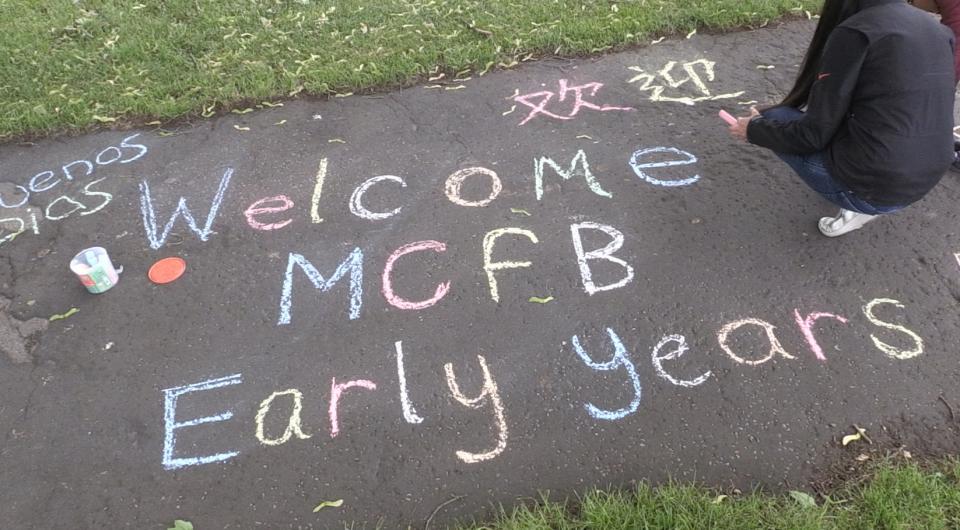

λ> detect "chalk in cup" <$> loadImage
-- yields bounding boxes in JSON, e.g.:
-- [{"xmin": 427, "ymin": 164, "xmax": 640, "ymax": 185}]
[{"xmin": 69, "ymin": 246, "xmax": 120, "ymax": 294}]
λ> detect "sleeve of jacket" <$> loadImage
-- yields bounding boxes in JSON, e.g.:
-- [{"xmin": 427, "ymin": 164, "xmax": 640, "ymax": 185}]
[{"xmin": 747, "ymin": 27, "xmax": 868, "ymax": 155}]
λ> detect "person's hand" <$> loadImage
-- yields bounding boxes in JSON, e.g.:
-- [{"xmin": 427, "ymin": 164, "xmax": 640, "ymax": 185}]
[{"xmin": 729, "ymin": 107, "xmax": 760, "ymax": 142}]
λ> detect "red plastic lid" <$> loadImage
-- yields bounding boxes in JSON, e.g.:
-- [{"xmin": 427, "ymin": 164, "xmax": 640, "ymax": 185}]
[{"xmin": 148, "ymin": 257, "xmax": 186, "ymax": 284}]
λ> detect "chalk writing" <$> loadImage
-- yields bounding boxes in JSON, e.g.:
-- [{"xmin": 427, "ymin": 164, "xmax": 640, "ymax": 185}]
[
  {"xmin": 629, "ymin": 147, "xmax": 700, "ymax": 187},
  {"xmin": 277, "ymin": 249, "xmax": 364, "ymax": 325},
  {"xmin": 627, "ymin": 59, "xmax": 745, "ymax": 105},
  {"xmin": 717, "ymin": 318, "xmax": 796, "ymax": 365},
  {"xmin": 138, "ymin": 168, "xmax": 233, "ymax": 250},
  {"xmin": 382, "ymin": 241, "xmax": 450, "ymax": 310},
  {"xmin": 44, "ymin": 196, "xmax": 86, "ymax": 221},
  {"xmin": 482, "ymin": 228, "xmax": 540, "ymax": 303},
  {"xmin": 651, "ymin": 334, "xmax": 711, "ymax": 387},
  {"xmin": 1, "ymin": 134, "xmax": 147, "ymax": 209},
  {"xmin": 0, "ymin": 217, "xmax": 26, "ymax": 246},
  {"xmin": 570, "ymin": 222, "xmax": 634, "ymax": 295},
  {"xmin": 571, "ymin": 328, "xmax": 642, "ymax": 420},
  {"xmin": 794, "ymin": 310, "xmax": 849, "ymax": 362},
  {"xmin": 350, "ymin": 175, "xmax": 407, "ymax": 220},
  {"xmin": 862, "ymin": 298, "xmax": 923, "ymax": 359},
  {"xmin": 245, "ymin": 195, "xmax": 294, "ymax": 231},
  {"xmin": 444, "ymin": 355, "xmax": 508, "ymax": 463},
  {"xmin": 0, "ymin": 185, "xmax": 28, "ymax": 208},
  {"xmin": 311, "ymin": 158, "xmax": 328, "ymax": 224},
  {"xmin": 162, "ymin": 374, "xmax": 242, "ymax": 470},
  {"xmin": 535, "ymin": 149, "xmax": 611, "ymax": 200},
  {"xmin": 255, "ymin": 389, "xmax": 312, "ymax": 446},
  {"xmin": 394, "ymin": 341, "xmax": 425, "ymax": 424},
  {"xmin": 445, "ymin": 167, "xmax": 502, "ymax": 207},
  {"xmin": 328, "ymin": 378, "xmax": 377, "ymax": 438},
  {"xmin": 0, "ymin": 134, "xmax": 148, "ymax": 249},
  {"xmin": 513, "ymin": 79, "xmax": 635, "ymax": 126}
]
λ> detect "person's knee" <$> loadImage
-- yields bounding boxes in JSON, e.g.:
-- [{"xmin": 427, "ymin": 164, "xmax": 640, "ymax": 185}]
[{"xmin": 762, "ymin": 106, "xmax": 803, "ymax": 122}]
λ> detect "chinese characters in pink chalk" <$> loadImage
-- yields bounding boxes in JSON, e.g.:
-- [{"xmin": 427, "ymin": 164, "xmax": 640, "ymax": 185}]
[{"xmin": 512, "ymin": 79, "xmax": 635, "ymax": 126}]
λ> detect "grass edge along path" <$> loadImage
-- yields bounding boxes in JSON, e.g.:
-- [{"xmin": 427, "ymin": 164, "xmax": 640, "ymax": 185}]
[
  {"xmin": 460, "ymin": 459, "xmax": 960, "ymax": 530},
  {"xmin": 0, "ymin": 0, "xmax": 821, "ymax": 140}
]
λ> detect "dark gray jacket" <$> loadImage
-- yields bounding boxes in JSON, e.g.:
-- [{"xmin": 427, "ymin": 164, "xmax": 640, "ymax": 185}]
[{"xmin": 748, "ymin": 0, "xmax": 956, "ymax": 206}]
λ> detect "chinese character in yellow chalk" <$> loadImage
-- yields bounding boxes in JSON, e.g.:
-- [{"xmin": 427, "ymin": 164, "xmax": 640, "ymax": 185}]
[{"xmin": 627, "ymin": 59, "xmax": 745, "ymax": 106}]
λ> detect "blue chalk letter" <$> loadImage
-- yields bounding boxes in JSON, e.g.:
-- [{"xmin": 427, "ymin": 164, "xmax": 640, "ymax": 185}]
[
  {"xmin": 162, "ymin": 374, "xmax": 243, "ymax": 470},
  {"xmin": 139, "ymin": 168, "xmax": 233, "ymax": 249},
  {"xmin": 571, "ymin": 328, "xmax": 641, "ymax": 420},
  {"xmin": 629, "ymin": 147, "xmax": 700, "ymax": 187},
  {"xmin": 277, "ymin": 249, "xmax": 364, "ymax": 325}
]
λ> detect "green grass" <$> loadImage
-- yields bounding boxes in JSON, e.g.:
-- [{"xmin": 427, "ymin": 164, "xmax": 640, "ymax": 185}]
[
  {"xmin": 0, "ymin": 0, "xmax": 820, "ymax": 139},
  {"xmin": 463, "ymin": 460, "xmax": 960, "ymax": 529}
]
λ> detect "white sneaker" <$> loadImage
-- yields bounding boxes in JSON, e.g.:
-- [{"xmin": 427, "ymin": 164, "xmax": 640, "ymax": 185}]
[{"xmin": 818, "ymin": 209, "xmax": 876, "ymax": 237}]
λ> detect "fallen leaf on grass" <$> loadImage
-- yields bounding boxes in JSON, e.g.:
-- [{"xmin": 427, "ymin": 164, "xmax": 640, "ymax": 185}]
[
  {"xmin": 233, "ymin": 125, "xmax": 250, "ymax": 131},
  {"xmin": 313, "ymin": 499, "xmax": 343, "ymax": 512},
  {"xmin": 528, "ymin": 296, "xmax": 554, "ymax": 304},
  {"xmin": 92, "ymin": 115, "xmax": 116, "ymax": 123},
  {"xmin": 712, "ymin": 495, "xmax": 727, "ymax": 504},
  {"xmin": 168, "ymin": 521, "xmax": 193, "ymax": 530},
  {"xmin": 145, "ymin": 120, "xmax": 161, "ymax": 126},
  {"xmin": 510, "ymin": 208, "xmax": 531, "ymax": 216},
  {"xmin": 789, "ymin": 490, "xmax": 817, "ymax": 508},
  {"xmin": 49, "ymin": 308, "xmax": 79, "ymax": 321}
]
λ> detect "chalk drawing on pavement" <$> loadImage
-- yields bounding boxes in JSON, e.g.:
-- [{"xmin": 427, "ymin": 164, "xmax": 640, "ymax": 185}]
[
  {"xmin": 627, "ymin": 59, "xmax": 745, "ymax": 105},
  {"xmin": 512, "ymin": 79, "xmax": 635, "ymax": 126}
]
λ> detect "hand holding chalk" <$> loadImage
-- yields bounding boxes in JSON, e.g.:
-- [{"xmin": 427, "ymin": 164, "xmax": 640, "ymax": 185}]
[{"xmin": 719, "ymin": 109, "xmax": 738, "ymax": 126}]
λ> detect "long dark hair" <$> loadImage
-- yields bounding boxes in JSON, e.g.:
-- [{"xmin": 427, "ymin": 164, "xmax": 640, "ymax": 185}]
[{"xmin": 781, "ymin": 0, "xmax": 863, "ymax": 108}]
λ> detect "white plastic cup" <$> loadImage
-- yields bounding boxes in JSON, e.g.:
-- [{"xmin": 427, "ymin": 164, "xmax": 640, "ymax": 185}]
[{"xmin": 70, "ymin": 247, "xmax": 119, "ymax": 294}]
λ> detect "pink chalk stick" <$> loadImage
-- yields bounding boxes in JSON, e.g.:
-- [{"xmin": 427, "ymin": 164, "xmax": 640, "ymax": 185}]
[{"xmin": 719, "ymin": 109, "xmax": 738, "ymax": 126}]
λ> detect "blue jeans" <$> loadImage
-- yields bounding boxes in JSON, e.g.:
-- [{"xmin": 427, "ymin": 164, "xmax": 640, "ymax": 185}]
[{"xmin": 761, "ymin": 107, "xmax": 902, "ymax": 215}]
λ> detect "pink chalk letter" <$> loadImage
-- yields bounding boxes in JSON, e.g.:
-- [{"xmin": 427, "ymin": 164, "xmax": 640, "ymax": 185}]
[
  {"xmin": 514, "ymin": 79, "xmax": 635, "ymax": 126},
  {"xmin": 382, "ymin": 241, "xmax": 451, "ymax": 310},
  {"xmin": 793, "ymin": 310, "xmax": 849, "ymax": 362},
  {"xmin": 245, "ymin": 195, "xmax": 294, "ymax": 231},
  {"xmin": 328, "ymin": 378, "xmax": 377, "ymax": 438}
]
